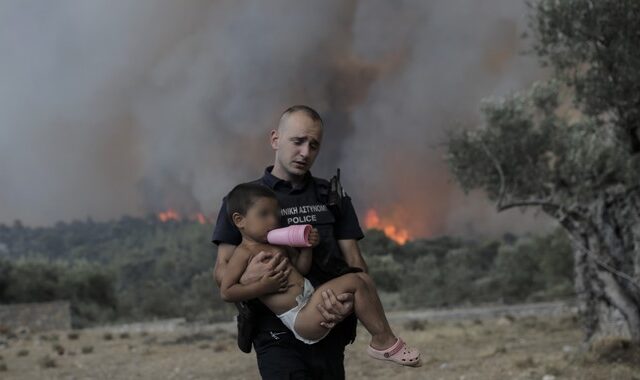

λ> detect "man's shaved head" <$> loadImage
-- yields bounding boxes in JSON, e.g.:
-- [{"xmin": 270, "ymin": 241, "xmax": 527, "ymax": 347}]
[{"xmin": 278, "ymin": 105, "xmax": 323, "ymax": 132}]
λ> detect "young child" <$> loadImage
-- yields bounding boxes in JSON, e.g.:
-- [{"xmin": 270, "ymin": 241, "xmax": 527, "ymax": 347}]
[{"xmin": 219, "ymin": 183, "xmax": 421, "ymax": 367}]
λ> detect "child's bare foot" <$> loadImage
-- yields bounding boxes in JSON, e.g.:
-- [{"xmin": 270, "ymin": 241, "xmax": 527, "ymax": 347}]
[{"xmin": 366, "ymin": 337, "xmax": 421, "ymax": 367}]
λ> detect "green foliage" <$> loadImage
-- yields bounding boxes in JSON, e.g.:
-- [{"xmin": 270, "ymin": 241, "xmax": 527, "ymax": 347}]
[
  {"xmin": 531, "ymin": 0, "xmax": 640, "ymax": 151},
  {"xmin": 494, "ymin": 241, "xmax": 542, "ymax": 301},
  {"xmin": 447, "ymin": 0, "xmax": 640, "ymax": 213},
  {"xmin": 362, "ymin": 253, "xmax": 403, "ymax": 292},
  {"xmin": 0, "ymin": 217, "xmax": 218, "ymax": 326},
  {"xmin": 0, "ymin": 259, "xmax": 117, "ymax": 327},
  {"xmin": 401, "ymin": 240, "xmax": 505, "ymax": 307},
  {"xmin": 495, "ymin": 231, "xmax": 572, "ymax": 301},
  {"xmin": 0, "ymin": 216, "xmax": 575, "ymax": 322},
  {"xmin": 138, "ymin": 281, "xmax": 181, "ymax": 318},
  {"xmin": 182, "ymin": 271, "xmax": 235, "ymax": 321},
  {"xmin": 444, "ymin": 3, "xmax": 640, "ymax": 334},
  {"xmin": 401, "ymin": 230, "xmax": 573, "ymax": 308},
  {"xmin": 401, "ymin": 255, "xmax": 445, "ymax": 308},
  {"xmin": 359, "ymin": 229, "xmax": 400, "ymax": 256}
]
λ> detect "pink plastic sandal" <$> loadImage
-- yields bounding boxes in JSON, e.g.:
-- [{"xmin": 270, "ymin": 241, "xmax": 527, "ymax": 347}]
[{"xmin": 366, "ymin": 337, "xmax": 421, "ymax": 367}]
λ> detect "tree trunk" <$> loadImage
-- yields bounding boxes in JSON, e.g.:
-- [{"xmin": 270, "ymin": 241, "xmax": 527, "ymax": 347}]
[
  {"xmin": 563, "ymin": 192, "xmax": 640, "ymax": 344},
  {"xmin": 570, "ymin": 228, "xmax": 601, "ymax": 342}
]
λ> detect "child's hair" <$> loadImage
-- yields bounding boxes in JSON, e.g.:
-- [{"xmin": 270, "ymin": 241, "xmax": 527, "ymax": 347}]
[{"xmin": 226, "ymin": 183, "xmax": 278, "ymax": 221}]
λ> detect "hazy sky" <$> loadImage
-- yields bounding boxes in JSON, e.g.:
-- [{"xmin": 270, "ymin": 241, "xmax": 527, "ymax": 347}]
[{"xmin": 0, "ymin": 0, "xmax": 554, "ymax": 238}]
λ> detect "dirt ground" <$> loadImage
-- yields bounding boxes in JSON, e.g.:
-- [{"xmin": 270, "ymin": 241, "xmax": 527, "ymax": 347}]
[{"xmin": 1, "ymin": 313, "xmax": 639, "ymax": 380}]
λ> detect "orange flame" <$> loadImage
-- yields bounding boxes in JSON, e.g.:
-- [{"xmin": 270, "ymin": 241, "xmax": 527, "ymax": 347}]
[
  {"xmin": 158, "ymin": 209, "xmax": 180, "ymax": 222},
  {"xmin": 365, "ymin": 209, "xmax": 410, "ymax": 245},
  {"xmin": 156, "ymin": 209, "xmax": 210, "ymax": 224}
]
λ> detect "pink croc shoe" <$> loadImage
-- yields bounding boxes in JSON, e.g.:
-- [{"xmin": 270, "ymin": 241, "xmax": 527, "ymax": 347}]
[{"xmin": 366, "ymin": 337, "xmax": 421, "ymax": 367}]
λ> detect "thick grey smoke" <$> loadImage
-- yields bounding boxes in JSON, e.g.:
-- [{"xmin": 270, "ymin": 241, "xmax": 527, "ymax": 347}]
[{"xmin": 0, "ymin": 0, "xmax": 552, "ymax": 237}]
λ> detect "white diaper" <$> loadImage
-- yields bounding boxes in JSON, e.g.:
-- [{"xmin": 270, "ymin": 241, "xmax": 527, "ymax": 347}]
[{"xmin": 276, "ymin": 277, "xmax": 330, "ymax": 345}]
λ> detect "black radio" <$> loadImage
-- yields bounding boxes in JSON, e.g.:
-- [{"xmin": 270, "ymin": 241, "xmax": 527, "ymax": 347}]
[{"xmin": 328, "ymin": 168, "xmax": 344, "ymax": 217}]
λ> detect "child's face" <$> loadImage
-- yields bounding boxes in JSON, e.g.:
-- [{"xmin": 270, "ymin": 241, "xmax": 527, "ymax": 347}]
[{"xmin": 239, "ymin": 196, "xmax": 280, "ymax": 242}]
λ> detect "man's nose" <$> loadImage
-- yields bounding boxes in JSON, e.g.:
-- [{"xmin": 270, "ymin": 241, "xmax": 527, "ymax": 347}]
[{"xmin": 299, "ymin": 143, "xmax": 310, "ymax": 158}]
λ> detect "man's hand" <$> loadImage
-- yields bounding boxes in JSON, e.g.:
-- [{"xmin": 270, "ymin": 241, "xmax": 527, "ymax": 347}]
[
  {"xmin": 259, "ymin": 270, "xmax": 290, "ymax": 294},
  {"xmin": 316, "ymin": 289, "xmax": 354, "ymax": 329},
  {"xmin": 308, "ymin": 227, "xmax": 320, "ymax": 247},
  {"xmin": 240, "ymin": 250, "xmax": 290, "ymax": 285}
]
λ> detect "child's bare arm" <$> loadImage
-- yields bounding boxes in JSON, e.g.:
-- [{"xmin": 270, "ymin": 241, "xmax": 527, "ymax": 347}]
[
  {"xmin": 296, "ymin": 248, "xmax": 312, "ymax": 275},
  {"xmin": 288, "ymin": 227, "xmax": 319, "ymax": 275},
  {"xmin": 220, "ymin": 246, "xmax": 287, "ymax": 302},
  {"xmin": 284, "ymin": 246, "xmax": 311, "ymax": 275}
]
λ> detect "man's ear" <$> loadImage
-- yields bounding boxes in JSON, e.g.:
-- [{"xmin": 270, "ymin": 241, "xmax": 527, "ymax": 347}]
[
  {"xmin": 231, "ymin": 212, "xmax": 245, "ymax": 228},
  {"xmin": 269, "ymin": 129, "xmax": 279, "ymax": 150}
]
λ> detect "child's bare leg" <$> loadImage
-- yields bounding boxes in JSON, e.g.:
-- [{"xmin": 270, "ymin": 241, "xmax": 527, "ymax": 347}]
[
  {"xmin": 295, "ymin": 273, "xmax": 396, "ymax": 349},
  {"xmin": 354, "ymin": 272, "xmax": 395, "ymax": 345}
]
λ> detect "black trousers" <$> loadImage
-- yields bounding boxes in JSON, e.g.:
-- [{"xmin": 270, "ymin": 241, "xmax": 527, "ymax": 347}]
[{"xmin": 253, "ymin": 314, "xmax": 357, "ymax": 380}]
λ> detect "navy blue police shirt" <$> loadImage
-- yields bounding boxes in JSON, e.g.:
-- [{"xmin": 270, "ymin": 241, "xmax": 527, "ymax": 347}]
[{"xmin": 211, "ymin": 165, "xmax": 364, "ymax": 287}]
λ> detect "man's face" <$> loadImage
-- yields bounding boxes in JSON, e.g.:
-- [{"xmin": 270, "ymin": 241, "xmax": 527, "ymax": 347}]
[{"xmin": 272, "ymin": 112, "xmax": 323, "ymax": 177}]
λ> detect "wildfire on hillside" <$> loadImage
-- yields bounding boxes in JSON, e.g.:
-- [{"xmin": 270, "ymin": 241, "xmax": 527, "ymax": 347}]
[
  {"xmin": 364, "ymin": 209, "xmax": 410, "ymax": 245},
  {"xmin": 157, "ymin": 209, "xmax": 210, "ymax": 224}
]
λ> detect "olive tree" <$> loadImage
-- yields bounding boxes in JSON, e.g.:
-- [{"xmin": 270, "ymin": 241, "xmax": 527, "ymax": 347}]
[{"xmin": 446, "ymin": 0, "xmax": 640, "ymax": 343}]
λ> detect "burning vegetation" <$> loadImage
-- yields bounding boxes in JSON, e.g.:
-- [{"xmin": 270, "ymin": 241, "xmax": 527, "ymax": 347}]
[
  {"xmin": 364, "ymin": 209, "xmax": 410, "ymax": 245},
  {"xmin": 157, "ymin": 209, "xmax": 210, "ymax": 224}
]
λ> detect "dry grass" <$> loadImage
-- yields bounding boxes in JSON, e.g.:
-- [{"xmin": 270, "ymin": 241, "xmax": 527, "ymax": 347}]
[
  {"xmin": 588, "ymin": 337, "xmax": 640, "ymax": 364},
  {"xmin": 0, "ymin": 314, "xmax": 638, "ymax": 379}
]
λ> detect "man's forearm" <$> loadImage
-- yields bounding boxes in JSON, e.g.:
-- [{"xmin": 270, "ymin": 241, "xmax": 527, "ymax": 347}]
[
  {"xmin": 221, "ymin": 281, "xmax": 268, "ymax": 302},
  {"xmin": 215, "ymin": 259, "xmax": 261, "ymax": 287},
  {"xmin": 214, "ymin": 243, "xmax": 237, "ymax": 287},
  {"xmin": 214, "ymin": 265, "xmax": 223, "ymax": 288},
  {"xmin": 338, "ymin": 239, "xmax": 368, "ymax": 273},
  {"xmin": 345, "ymin": 253, "xmax": 368, "ymax": 273}
]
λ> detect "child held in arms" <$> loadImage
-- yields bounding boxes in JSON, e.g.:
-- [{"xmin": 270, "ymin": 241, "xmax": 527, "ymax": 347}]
[{"xmin": 219, "ymin": 183, "xmax": 421, "ymax": 367}]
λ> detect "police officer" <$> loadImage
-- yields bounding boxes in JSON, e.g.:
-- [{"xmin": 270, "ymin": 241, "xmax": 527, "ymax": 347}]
[{"xmin": 212, "ymin": 105, "xmax": 368, "ymax": 379}]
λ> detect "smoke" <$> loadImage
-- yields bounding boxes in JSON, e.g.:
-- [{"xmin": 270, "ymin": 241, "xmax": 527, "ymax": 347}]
[{"xmin": 0, "ymin": 0, "xmax": 553, "ymax": 237}]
